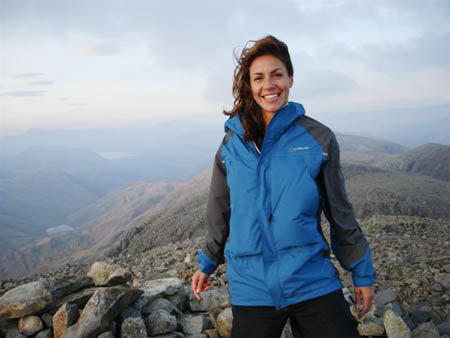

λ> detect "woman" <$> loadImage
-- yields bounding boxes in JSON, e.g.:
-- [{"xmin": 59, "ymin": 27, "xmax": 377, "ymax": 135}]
[{"xmin": 192, "ymin": 35, "xmax": 375, "ymax": 338}]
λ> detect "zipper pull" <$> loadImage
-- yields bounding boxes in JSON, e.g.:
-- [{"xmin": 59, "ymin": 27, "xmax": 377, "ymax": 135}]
[{"xmin": 268, "ymin": 214, "xmax": 273, "ymax": 222}]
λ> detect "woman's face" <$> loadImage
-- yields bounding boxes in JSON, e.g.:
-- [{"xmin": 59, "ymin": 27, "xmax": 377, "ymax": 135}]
[{"xmin": 249, "ymin": 54, "xmax": 293, "ymax": 116}]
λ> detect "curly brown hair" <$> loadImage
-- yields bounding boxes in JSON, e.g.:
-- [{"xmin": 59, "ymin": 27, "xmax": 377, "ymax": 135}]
[{"xmin": 225, "ymin": 35, "xmax": 294, "ymax": 142}]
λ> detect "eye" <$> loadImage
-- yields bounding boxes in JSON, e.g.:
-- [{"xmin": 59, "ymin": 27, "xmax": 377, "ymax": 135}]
[{"xmin": 275, "ymin": 73, "xmax": 283, "ymax": 77}]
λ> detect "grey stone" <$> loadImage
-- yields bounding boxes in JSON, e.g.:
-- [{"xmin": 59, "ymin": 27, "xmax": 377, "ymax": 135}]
[
  {"xmin": 185, "ymin": 335, "xmax": 206, "ymax": 338},
  {"xmin": 410, "ymin": 310, "xmax": 432, "ymax": 324},
  {"xmin": 40, "ymin": 313, "xmax": 53, "ymax": 328},
  {"xmin": 18, "ymin": 315, "xmax": 43, "ymax": 336},
  {"xmin": 5, "ymin": 328, "xmax": 26, "ymax": 338},
  {"xmin": 0, "ymin": 282, "xmax": 52, "ymax": 319},
  {"xmin": 179, "ymin": 314, "xmax": 211, "ymax": 335},
  {"xmin": 120, "ymin": 307, "xmax": 147, "ymax": 338},
  {"xmin": 149, "ymin": 332, "xmax": 184, "ymax": 338},
  {"xmin": 412, "ymin": 322, "xmax": 439, "ymax": 338},
  {"xmin": 131, "ymin": 296, "xmax": 151, "ymax": 313},
  {"xmin": 167, "ymin": 287, "xmax": 189, "ymax": 313},
  {"xmin": 437, "ymin": 320, "xmax": 450, "ymax": 335},
  {"xmin": 144, "ymin": 309, "xmax": 177, "ymax": 336},
  {"xmin": 140, "ymin": 278, "xmax": 183, "ymax": 302},
  {"xmin": 281, "ymin": 318, "xmax": 293, "ymax": 338},
  {"xmin": 97, "ymin": 332, "xmax": 115, "ymax": 338},
  {"xmin": 34, "ymin": 329, "xmax": 53, "ymax": 338},
  {"xmin": 434, "ymin": 272, "xmax": 450, "ymax": 289},
  {"xmin": 189, "ymin": 289, "xmax": 229, "ymax": 313},
  {"xmin": 64, "ymin": 286, "xmax": 143, "ymax": 338},
  {"xmin": 384, "ymin": 309, "xmax": 411, "ymax": 338},
  {"xmin": 48, "ymin": 277, "xmax": 94, "ymax": 300},
  {"xmin": 374, "ymin": 289, "xmax": 397, "ymax": 307},
  {"xmin": 144, "ymin": 298, "xmax": 181, "ymax": 317},
  {"xmin": 215, "ymin": 308, "xmax": 232, "ymax": 338},
  {"xmin": 51, "ymin": 288, "xmax": 97, "ymax": 312}
]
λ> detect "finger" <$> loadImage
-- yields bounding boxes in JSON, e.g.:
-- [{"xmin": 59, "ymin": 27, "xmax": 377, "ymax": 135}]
[
  {"xmin": 354, "ymin": 289, "xmax": 361, "ymax": 310},
  {"xmin": 196, "ymin": 279, "xmax": 205, "ymax": 301}
]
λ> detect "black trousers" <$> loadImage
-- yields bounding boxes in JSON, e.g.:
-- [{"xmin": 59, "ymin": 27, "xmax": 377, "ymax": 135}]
[{"xmin": 230, "ymin": 289, "xmax": 360, "ymax": 338}]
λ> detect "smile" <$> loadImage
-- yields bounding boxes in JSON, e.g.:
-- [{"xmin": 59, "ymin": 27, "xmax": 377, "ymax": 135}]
[{"xmin": 263, "ymin": 94, "xmax": 280, "ymax": 99}]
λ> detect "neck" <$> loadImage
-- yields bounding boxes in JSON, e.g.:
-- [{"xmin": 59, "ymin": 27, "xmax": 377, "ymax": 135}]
[{"xmin": 262, "ymin": 111, "xmax": 275, "ymax": 129}]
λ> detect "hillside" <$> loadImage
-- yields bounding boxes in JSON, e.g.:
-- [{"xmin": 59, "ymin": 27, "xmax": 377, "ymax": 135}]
[
  {"xmin": 0, "ymin": 169, "xmax": 98, "ymax": 249},
  {"xmin": 380, "ymin": 143, "xmax": 450, "ymax": 181}
]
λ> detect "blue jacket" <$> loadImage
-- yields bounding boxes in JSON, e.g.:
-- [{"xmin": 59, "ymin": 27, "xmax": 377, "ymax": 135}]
[{"xmin": 198, "ymin": 102, "xmax": 375, "ymax": 309}]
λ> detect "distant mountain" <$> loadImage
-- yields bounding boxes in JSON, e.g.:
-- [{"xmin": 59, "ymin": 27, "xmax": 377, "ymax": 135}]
[
  {"xmin": 380, "ymin": 143, "xmax": 450, "ymax": 181},
  {"xmin": 0, "ymin": 169, "xmax": 98, "ymax": 249},
  {"xmin": 336, "ymin": 133, "xmax": 407, "ymax": 166}
]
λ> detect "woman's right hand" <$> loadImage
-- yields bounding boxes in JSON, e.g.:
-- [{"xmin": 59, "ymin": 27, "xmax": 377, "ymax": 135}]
[{"xmin": 191, "ymin": 270, "xmax": 212, "ymax": 301}]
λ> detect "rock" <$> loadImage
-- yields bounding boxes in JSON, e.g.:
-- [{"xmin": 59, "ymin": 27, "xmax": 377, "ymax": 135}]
[
  {"xmin": 144, "ymin": 309, "xmax": 177, "ymax": 336},
  {"xmin": 97, "ymin": 332, "xmax": 115, "ymax": 338},
  {"xmin": 52, "ymin": 288, "xmax": 96, "ymax": 311},
  {"xmin": 140, "ymin": 278, "xmax": 184, "ymax": 301},
  {"xmin": 384, "ymin": 309, "xmax": 411, "ymax": 338},
  {"xmin": 358, "ymin": 318, "xmax": 385, "ymax": 337},
  {"xmin": 410, "ymin": 310, "xmax": 432, "ymax": 324},
  {"xmin": 131, "ymin": 296, "xmax": 151, "ymax": 314},
  {"xmin": 281, "ymin": 319, "xmax": 293, "ymax": 338},
  {"xmin": 203, "ymin": 329, "xmax": 219, "ymax": 338},
  {"xmin": 41, "ymin": 313, "xmax": 53, "ymax": 328},
  {"xmin": 4, "ymin": 328, "xmax": 26, "ymax": 338},
  {"xmin": 0, "ymin": 282, "xmax": 52, "ymax": 319},
  {"xmin": 64, "ymin": 286, "xmax": 143, "ymax": 338},
  {"xmin": 167, "ymin": 287, "xmax": 189, "ymax": 313},
  {"xmin": 437, "ymin": 320, "xmax": 450, "ymax": 335},
  {"xmin": 149, "ymin": 332, "xmax": 184, "ymax": 338},
  {"xmin": 120, "ymin": 307, "xmax": 147, "ymax": 338},
  {"xmin": 184, "ymin": 255, "xmax": 191, "ymax": 265},
  {"xmin": 179, "ymin": 314, "xmax": 211, "ymax": 335},
  {"xmin": 35, "ymin": 329, "xmax": 53, "ymax": 338},
  {"xmin": 18, "ymin": 315, "xmax": 43, "ymax": 336},
  {"xmin": 185, "ymin": 335, "xmax": 206, "ymax": 338},
  {"xmin": 52, "ymin": 303, "xmax": 79, "ymax": 338},
  {"xmin": 412, "ymin": 322, "xmax": 439, "ymax": 338},
  {"xmin": 87, "ymin": 262, "xmax": 131, "ymax": 286},
  {"xmin": 434, "ymin": 273, "xmax": 450, "ymax": 289},
  {"xmin": 375, "ymin": 289, "xmax": 397, "ymax": 307},
  {"xmin": 215, "ymin": 308, "xmax": 232, "ymax": 338},
  {"xmin": 144, "ymin": 298, "xmax": 181, "ymax": 317},
  {"xmin": 48, "ymin": 277, "xmax": 94, "ymax": 300},
  {"xmin": 189, "ymin": 289, "xmax": 229, "ymax": 313}
]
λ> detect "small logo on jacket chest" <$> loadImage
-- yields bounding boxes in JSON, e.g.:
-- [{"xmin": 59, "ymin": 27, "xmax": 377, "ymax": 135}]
[{"xmin": 289, "ymin": 146, "xmax": 310, "ymax": 152}]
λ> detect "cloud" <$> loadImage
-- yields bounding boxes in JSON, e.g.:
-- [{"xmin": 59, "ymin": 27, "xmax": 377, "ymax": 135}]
[
  {"xmin": 74, "ymin": 43, "xmax": 121, "ymax": 56},
  {"xmin": 29, "ymin": 81, "xmax": 54, "ymax": 86},
  {"xmin": 14, "ymin": 73, "xmax": 44, "ymax": 78},
  {"xmin": 0, "ymin": 90, "xmax": 46, "ymax": 97},
  {"xmin": 361, "ymin": 31, "xmax": 450, "ymax": 73}
]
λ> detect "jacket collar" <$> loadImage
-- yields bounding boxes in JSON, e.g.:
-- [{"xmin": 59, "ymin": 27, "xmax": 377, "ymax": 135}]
[{"xmin": 224, "ymin": 102, "xmax": 305, "ymax": 139}]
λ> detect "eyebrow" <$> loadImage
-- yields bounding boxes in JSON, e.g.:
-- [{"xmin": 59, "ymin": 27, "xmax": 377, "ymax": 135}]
[{"xmin": 251, "ymin": 68, "xmax": 284, "ymax": 76}]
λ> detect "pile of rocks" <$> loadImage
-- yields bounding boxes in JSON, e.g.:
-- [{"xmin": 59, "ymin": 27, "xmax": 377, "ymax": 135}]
[
  {"xmin": 2, "ymin": 260, "xmax": 449, "ymax": 338},
  {"xmin": 0, "ymin": 261, "xmax": 234, "ymax": 338}
]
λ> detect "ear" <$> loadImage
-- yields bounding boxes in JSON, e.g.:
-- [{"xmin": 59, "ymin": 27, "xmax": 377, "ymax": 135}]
[{"xmin": 289, "ymin": 76, "xmax": 294, "ymax": 88}]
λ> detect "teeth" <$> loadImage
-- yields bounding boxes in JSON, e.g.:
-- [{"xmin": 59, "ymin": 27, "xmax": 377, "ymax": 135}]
[{"xmin": 264, "ymin": 94, "xmax": 279, "ymax": 99}]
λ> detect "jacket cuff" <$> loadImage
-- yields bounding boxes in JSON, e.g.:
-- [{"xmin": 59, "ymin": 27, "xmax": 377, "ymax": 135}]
[
  {"xmin": 349, "ymin": 247, "xmax": 376, "ymax": 287},
  {"xmin": 197, "ymin": 250, "xmax": 218, "ymax": 275}
]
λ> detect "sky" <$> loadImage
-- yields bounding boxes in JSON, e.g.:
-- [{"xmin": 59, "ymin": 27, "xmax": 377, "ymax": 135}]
[{"xmin": 0, "ymin": 0, "xmax": 449, "ymax": 135}]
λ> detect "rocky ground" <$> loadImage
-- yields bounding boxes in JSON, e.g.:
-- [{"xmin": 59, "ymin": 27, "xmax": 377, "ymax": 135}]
[{"xmin": 1, "ymin": 214, "xmax": 449, "ymax": 337}]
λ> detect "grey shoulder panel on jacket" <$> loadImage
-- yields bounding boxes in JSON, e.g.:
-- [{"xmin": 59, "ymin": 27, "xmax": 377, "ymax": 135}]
[{"xmin": 295, "ymin": 115, "xmax": 335, "ymax": 154}]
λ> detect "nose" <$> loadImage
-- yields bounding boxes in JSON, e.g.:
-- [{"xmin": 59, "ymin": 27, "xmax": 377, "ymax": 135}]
[{"xmin": 262, "ymin": 77, "xmax": 275, "ymax": 90}]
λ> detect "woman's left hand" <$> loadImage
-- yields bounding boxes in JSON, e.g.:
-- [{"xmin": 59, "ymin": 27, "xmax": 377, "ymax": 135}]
[{"xmin": 354, "ymin": 285, "xmax": 375, "ymax": 318}]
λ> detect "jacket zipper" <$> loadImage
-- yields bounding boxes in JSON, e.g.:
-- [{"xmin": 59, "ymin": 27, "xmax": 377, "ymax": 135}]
[{"xmin": 253, "ymin": 139, "xmax": 286, "ymax": 307}]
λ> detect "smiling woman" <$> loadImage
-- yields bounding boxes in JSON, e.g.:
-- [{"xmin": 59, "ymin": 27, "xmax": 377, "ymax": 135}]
[{"xmin": 191, "ymin": 35, "xmax": 376, "ymax": 338}]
